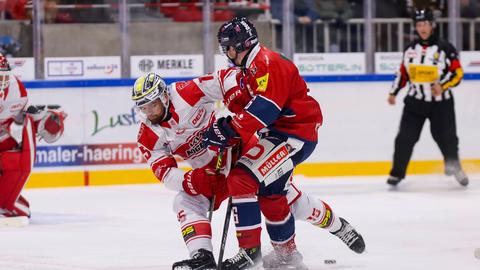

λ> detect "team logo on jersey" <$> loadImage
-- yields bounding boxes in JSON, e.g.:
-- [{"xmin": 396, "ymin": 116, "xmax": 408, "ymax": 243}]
[{"xmin": 256, "ymin": 73, "xmax": 269, "ymax": 92}]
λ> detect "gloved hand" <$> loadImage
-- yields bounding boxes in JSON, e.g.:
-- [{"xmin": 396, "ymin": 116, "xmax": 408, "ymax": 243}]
[
  {"xmin": 182, "ymin": 168, "xmax": 227, "ymax": 198},
  {"xmin": 202, "ymin": 116, "xmax": 238, "ymax": 148}
]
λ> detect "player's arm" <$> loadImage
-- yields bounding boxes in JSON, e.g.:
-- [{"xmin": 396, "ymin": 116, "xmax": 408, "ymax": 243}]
[
  {"xmin": 138, "ymin": 124, "xmax": 225, "ymax": 197},
  {"xmin": 439, "ymin": 44, "xmax": 463, "ymax": 90},
  {"xmin": 230, "ymin": 66, "xmax": 288, "ymax": 142},
  {"xmin": 390, "ymin": 59, "xmax": 409, "ymax": 96}
]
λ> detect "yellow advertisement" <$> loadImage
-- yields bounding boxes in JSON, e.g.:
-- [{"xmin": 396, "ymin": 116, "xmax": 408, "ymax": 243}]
[
  {"xmin": 408, "ymin": 64, "xmax": 439, "ymax": 83},
  {"xmin": 256, "ymin": 73, "xmax": 269, "ymax": 92}
]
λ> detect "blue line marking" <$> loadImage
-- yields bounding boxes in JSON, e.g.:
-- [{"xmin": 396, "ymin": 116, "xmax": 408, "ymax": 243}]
[{"xmin": 23, "ymin": 74, "xmax": 480, "ymax": 89}]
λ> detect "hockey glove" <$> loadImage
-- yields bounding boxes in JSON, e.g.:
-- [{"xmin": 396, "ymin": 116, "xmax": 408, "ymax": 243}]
[
  {"xmin": 182, "ymin": 168, "xmax": 227, "ymax": 198},
  {"xmin": 202, "ymin": 116, "xmax": 238, "ymax": 148}
]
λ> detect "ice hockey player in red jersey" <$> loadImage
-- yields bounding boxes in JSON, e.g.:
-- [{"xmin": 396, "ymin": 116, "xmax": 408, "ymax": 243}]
[
  {"xmin": 202, "ymin": 17, "xmax": 366, "ymax": 269},
  {"xmin": 133, "ymin": 71, "xmax": 365, "ymax": 269},
  {"xmin": 0, "ymin": 53, "xmax": 66, "ymax": 227}
]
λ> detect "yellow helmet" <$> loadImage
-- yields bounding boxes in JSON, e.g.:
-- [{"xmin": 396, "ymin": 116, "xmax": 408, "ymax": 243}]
[{"xmin": 132, "ymin": 72, "xmax": 169, "ymax": 107}]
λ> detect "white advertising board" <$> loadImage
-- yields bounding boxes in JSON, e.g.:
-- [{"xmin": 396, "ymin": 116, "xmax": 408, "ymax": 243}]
[
  {"xmin": 44, "ymin": 56, "xmax": 121, "ymax": 80},
  {"xmin": 6, "ymin": 57, "xmax": 35, "ymax": 80},
  {"xmin": 374, "ymin": 52, "xmax": 402, "ymax": 74},
  {"xmin": 131, "ymin": 55, "xmax": 203, "ymax": 78},
  {"xmin": 460, "ymin": 51, "xmax": 480, "ymax": 73},
  {"xmin": 294, "ymin": 53, "xmax": 366, "ymax": 75}
]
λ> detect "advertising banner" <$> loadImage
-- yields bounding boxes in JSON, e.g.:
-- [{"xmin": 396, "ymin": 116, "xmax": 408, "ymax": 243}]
[
  {"xmin": 28, "ymin": 86, "xmax": 143, "ymax": 168},
  {"xmin": 375, "ymin": 52, "xmax": 402, "ymax": 74},
  {"xmin": 460, "ymin": 51, "xmax": 480, "ymax": 73},
  {"xmin": 44, "ymin": 56, "xmax": 121, "ymax": 79},
  {"xmin": 294, "ymin": 53, "xmax": 366, "ymax": 75},
  {"xmin": 131, "ymin": 55, "xmax": 203, "ymax": 78},
  {"xmin": 7, "ymin": 57, "xmax": 35, "ymax": 80}
]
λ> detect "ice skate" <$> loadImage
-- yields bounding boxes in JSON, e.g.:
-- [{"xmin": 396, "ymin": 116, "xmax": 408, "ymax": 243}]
[
  {"xmin": 221, "ymin": 246, "xmax": 262, "ymax": 270},
  {"xmin": 331, "ymin": 217, "xmax": 365, "ymax": 254},
  {"xmin": 445, "ymin": 166, "xmax": 469, "ymax": 186},
  {"xmin": 386, "ymin": 176, "xmax": 403, "ymax": 186},
  {"xmin": 263, "ymin": 249, "xmax": 308, "ymax": 270},
  {"xmin": 0, "ymin": 208, "xmax": 29, "ymax": 227},
  {"xmin": 172, "ymin": 249, "xmax": 216, "ymax": 270}
]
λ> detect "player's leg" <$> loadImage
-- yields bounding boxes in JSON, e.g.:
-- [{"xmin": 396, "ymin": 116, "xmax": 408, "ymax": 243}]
[
  {"xmin": 388, "ymin": 106, "xmax": 426, "ymax": 185},
  {"xmin": 172, "ymin": 192, "xmax": 216, "ymax": 270},
  {"xmin": 0, "ymin": 116, "xmax": 36, "ymax": 226},
  {"xmin": 429, "ymin": 98, "xmax": 468, "ymax": 186},
  {"xmin": 221, "ymin": 168, "xmax": 263, "ymax": 270},
  {"xmin": 229, "ymin": 134, "xmax": 310, "ymax": 269},
  {"xmin": 287, "ymin": 184, "xmax": 365, "ymax": 254}
]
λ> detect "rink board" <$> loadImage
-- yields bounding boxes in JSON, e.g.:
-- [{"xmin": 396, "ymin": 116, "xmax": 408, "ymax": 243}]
[{"xmin": 23, "ymin": 76, "xmax": 480, "ymax": 188}]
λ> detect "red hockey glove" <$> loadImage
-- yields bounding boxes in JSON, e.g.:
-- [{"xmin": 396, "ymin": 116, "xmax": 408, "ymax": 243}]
[{"xmin": 182, "ymin": 168, "xmax": 227, "ymax": 198}]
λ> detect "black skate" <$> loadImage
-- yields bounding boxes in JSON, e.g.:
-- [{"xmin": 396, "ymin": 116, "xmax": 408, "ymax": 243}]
[
  {"xmin": 331, "ymin": 217, "xmax": 366, "ymax": 254},
  {"xmin": 386, "ymin": 176, "xmax": 403, "ymax": 186},
  {"xmin": 172, "ymin": 249, "xmax": 216, "ymax": 270},
  {"xmin": 221, "ymin": 246, "xmax": 262, "ymax": 270},
  {"xmin": 445, "ymin": 167, "xmax": 469, "ymax": 186}
]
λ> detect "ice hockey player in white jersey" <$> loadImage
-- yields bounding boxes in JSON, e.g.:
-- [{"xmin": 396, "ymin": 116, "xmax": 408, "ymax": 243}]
[{"xmin": 132, "ymin": 72, "xmax": 365, "ymax": 270}]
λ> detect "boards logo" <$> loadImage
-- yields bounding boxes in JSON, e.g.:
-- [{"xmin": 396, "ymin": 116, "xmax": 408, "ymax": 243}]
[{"xmin": 139, "ymin": 59, "xmax": 154, "ymax": 72}]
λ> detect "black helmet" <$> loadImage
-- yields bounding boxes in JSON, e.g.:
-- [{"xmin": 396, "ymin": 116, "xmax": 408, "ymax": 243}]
[
  {"xmin": 412, "ymin": 9, "xmax": 434, "ymax": 23},
  {"xmin": 217, "ymin": 17, "xmax": 258, "ymax": 54}
]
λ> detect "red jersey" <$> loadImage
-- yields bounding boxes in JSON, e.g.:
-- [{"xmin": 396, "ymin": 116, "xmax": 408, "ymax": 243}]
[{"xmin": 219, "ymin": 45, "xmax": 323, "ymax": 143}]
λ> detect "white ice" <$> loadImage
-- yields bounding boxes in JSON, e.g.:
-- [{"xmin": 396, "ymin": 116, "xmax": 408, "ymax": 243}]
[{"xmin": 1, "ymin": 174, "xmax": 479, "ymax": 270}]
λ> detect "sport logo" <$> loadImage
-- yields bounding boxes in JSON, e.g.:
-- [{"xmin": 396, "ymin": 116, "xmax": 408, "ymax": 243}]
[
  {"xmin": 191, "ymin": 107, "xmax": 206, "ymax": 126},
  {"xmin": 139, "ymin": 59, "xmax": 154, "ymax": 72},
  {"xmin": 258, "ymin": 146, "xmax": 288, "ymax": 176}
]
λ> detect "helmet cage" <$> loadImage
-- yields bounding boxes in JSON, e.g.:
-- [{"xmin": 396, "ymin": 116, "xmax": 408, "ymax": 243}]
[{"xmin": 0, "ymin": 53, "xmax": 11, "ymax": 91}]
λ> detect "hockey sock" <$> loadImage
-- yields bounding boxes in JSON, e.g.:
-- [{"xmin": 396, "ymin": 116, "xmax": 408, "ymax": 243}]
[{"xmin": 232, "ymin": 196, "xmax": 262, "ymax": 249}]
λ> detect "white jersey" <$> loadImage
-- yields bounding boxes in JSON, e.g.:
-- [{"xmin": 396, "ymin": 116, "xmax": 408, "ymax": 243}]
[{"xmin": 136, "ymin": 76, "xmax": 224, "ymax": 191}]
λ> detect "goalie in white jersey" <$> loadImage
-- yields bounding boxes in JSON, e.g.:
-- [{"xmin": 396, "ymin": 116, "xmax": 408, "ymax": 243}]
[{"xmin": 132, "ymin": 72, "xmax": 365, "ymax": 270}]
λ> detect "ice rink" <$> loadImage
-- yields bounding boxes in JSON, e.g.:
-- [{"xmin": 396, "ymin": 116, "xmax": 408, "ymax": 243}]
[{"xmin": 1, "ymin": 174, "xmax": 479, "ymax": 270}]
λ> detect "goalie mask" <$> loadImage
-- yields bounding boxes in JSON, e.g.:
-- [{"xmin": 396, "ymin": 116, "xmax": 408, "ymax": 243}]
[
  {"xmin": 0, "ymin": 53, "xmax": 11, "ymax": 91},
  {"xmin": 132, "ymin": 73, "xmax": 170, "ymax": 122}
]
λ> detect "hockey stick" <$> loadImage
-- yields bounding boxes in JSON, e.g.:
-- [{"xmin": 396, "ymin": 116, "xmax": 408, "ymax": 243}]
[
  {"xmin": 208, "ymin": 150, "xmax": 224, "ymax": 222},
  {"xmin": 217, "ymin": 196, "xmax": 233, "ymax": 270}
]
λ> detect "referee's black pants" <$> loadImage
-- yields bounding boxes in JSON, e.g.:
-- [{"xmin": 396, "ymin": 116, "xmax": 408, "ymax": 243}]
[{"xmin": 390, "ymin": 96, "xmax": 460, "ymax": 179}]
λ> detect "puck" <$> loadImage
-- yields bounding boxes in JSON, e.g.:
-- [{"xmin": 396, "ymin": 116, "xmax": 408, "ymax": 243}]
[{"xmin": 324, "ymin": 259, "xmax": 337, "ymax": 264}]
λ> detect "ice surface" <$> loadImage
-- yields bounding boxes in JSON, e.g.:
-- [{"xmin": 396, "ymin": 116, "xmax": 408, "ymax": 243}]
[{"xmin": 1, "ymin": 174, "xmax": 479, "ymax": 270}]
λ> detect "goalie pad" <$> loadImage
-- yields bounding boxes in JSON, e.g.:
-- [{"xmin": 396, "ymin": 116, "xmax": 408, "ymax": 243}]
[{"xmin": 0, "ymin": 115, "xmax": 36, "ymax": 217}]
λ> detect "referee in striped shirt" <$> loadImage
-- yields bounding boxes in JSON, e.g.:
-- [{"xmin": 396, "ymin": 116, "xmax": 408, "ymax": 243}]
[{"xmin": 386, "ymin": 9, "xmax": 468, "ymax": 187}]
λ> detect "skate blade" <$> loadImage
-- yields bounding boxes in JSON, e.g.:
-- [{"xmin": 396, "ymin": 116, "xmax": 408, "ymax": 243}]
[
  {"xmin": 263, "ymin": 263, "xmax": 308, "ymax": 270},
  {"xmin": 0, "ymin": 216, "xmax": 29, "ymax": 227},
  {"xmin": 172, "ymin": 267, "xmax": 216, "ymax": 270}
]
